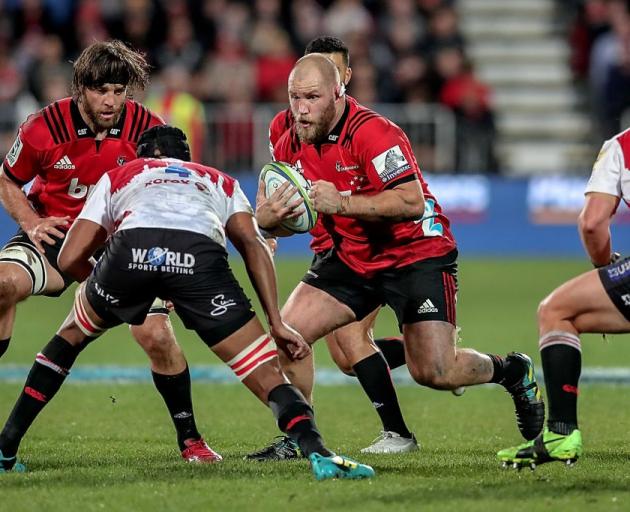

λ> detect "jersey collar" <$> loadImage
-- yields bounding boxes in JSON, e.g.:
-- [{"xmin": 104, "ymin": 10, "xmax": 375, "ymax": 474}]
[
  {"xmin": 325, "ymin": 100, "xmax": 350, "ymax": 144},
  {"xmin": 70, "ymin": 99, "xmax": 127, "ymax": 139}
]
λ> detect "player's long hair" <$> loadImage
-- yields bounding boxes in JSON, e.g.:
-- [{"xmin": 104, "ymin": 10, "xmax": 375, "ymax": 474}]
[{"xmin": 71, "ymin": 40, "xmax": 150, "ymax": 98}]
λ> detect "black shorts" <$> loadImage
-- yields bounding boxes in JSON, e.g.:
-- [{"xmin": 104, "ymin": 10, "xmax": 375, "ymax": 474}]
[
  {"xmin": 303, "ymin": 249, "xmax": 458, "ymax": 330},
  {"xmin": 3, "ymin": 229, "xmax": 73, "ymax": 296},
  {"xmin": 86, "ymin": 228, "xmax": 255, "ymax": 346},
  {"xmin": 598, "ymin": 256, "xmax": 630, "ymax": 321}
]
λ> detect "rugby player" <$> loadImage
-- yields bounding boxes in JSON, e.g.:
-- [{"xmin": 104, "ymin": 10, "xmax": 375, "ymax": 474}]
[
  {"xmin": 0, "ymin": 41, "xmax": 215, "ymax": 463},
  {"xmin": 251, "ymin": 36, "xmax": 416, "ymax": 459},
  {"xmin": 497, "ymin": 127, "xmax": 630, "ymax": 468},
  {"xmin": 254, "ymin": 54, "xmax": 545, "ymax": 455},
  {"xmin": 0, "ymin": 125, "xmax": 375, "ymax": 481}
]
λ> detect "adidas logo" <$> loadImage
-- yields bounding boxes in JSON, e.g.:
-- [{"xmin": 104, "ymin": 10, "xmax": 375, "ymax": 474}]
[
  {"xmin": 417, "ymin": 299, "xmax": 438, "ymax": 314},
  {"xmin": 53, "ymin": 155, "xmax": 75, "ymax": 170}
]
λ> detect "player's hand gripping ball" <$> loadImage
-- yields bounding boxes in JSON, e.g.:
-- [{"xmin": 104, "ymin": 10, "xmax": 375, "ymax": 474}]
[{"xmin": 259, "ymin": 162, "xmax": 317, "ymax": 233}]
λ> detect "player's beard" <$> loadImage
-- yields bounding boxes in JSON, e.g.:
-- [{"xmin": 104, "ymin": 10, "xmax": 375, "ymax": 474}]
[
  {"xmin": 295, "ymin": 98, "xmax": 336, "ymax": 145},
  {"xmin": 80, "ymin": 95, "xmax": 122, "ymax": 133}
]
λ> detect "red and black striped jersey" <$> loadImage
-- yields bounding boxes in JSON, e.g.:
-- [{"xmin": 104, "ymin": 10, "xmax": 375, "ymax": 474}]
[
  {"xmin": 268, "ymin": 107, "xmax": 333, "ymax": 254},
  {"xmin": 2, "ymin": 97, "xmax": 164, "ymax": 223},
  {"xmin": 273, "ymin": 95, "xmax": 456, "ymax": 277}
]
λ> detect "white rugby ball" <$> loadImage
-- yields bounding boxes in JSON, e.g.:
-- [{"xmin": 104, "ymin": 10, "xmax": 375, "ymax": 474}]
[{"xmin": 259, "ymin": 161, "xmax": 317, "ymax": 233}]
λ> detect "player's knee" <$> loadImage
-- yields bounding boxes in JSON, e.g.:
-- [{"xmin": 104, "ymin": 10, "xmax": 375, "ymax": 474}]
[
  {"xmin": 130, "ymin": 319, "xmax": 180, "ymax": 356},
  {"xmin": 537, "ymin": 294, "xmax": 560, "ymax": 328},
  {"xmin": 408, "ymin": 362, "xmax": 454, "ymax": 390}
]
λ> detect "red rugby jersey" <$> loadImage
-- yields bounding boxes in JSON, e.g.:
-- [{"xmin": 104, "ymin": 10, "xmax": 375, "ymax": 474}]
[
  {"xmin": 2, "ymin": 97, "xmax": 163, "ymax": 224},
  {"xmin": 269, "ymin": 107, "xmax": 333, "ymax": 254},
  {"xmin": 273, "ymin": 96, "xmax": 456, "ymax": 277}
]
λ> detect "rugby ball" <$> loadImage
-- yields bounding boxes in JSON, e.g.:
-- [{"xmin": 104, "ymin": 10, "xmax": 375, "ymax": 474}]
[{"xmin": 260, "ymin": 161, "xmax": 317, "ymax": 233}]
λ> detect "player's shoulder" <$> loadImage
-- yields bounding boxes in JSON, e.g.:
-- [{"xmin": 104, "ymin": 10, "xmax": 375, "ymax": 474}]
[
  {"xmin": 20, "ymin": 98, "xmax": 74, "ymax": 150},
  {"xmin": 269, "ymin": 107, "xmax": 294, "ymax": 148},
  {"xmin": 342, "ymin": 97, "xmax": 400, "ymax": 146},
  {"xmin": 270, "ymin": 108, "xmax": 293, "ymax": 133},
  {"xmin": 185, "ymin": 160, "xmax": 240, "ymax": 196},
  {"xmin": 122, "ymin": 99, "xmax": 165, "ymax": 143},
  {"xmin": 611, "ymin": 126, "xmax": 630, "ymax": 150}
]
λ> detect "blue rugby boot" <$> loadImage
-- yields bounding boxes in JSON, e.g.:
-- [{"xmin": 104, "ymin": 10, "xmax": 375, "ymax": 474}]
[
  {"xmin": 504, "ymin": 352, "xmax": 545, "ymax": 440},
  {"xmin": 0, "ymin": 450, "xmax": 26, "ymax": 473},
  {"xmin": 309, "ymin": 453, "xmax": 375, "ymax": 481}
]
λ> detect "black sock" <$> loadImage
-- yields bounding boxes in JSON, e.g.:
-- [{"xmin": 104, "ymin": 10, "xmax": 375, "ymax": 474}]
[
  {"xmin": 541, "ymin": 344, "xmax": 581, "ymax": 434},
  {"xmin": 353, "ymin": 352, "xmax": 412, "ymax": 438},
  {"xmin": 268, "ymin": 383, "xmax": 331, "ymax": 457},
  {"xmin": 0, "ymin": 335, "xmax": 81, "ymax": 458},
  {"xmin": 0, "ymin": 337, "xmax": 10, "ymax": 358},
  {"xmin": 487, "ymin": 353, "xmax": 524, "ymax": 387},
  {"xmin": 374, "ymin": 337, "xmax": 406, "ymax": 370},
  {"xmin": 152, "ymin": 366, "xmax": 200, "ymax": 451}
]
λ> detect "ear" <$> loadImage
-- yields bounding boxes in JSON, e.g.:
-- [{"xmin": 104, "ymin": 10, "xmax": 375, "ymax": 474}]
[{"xmin": 336, "ymin": 83, "xmax": 346, "ymax": 99}]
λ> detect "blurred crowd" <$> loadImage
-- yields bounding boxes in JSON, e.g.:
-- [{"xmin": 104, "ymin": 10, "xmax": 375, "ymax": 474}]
[
  {"xmin": 0, "ymin": 0, "xmax": 497, "ymax": 173},
  {"xmin": 569, "ymin": 0, "xmax": 630, "ymax": 139}
]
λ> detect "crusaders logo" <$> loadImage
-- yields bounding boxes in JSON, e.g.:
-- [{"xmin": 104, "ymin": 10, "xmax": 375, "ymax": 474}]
[{"xmin": 117, "ymin": 156, "xmax": 127, "ymax": 166}]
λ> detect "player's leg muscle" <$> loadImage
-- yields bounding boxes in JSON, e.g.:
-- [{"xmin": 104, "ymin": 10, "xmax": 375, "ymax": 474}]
[
  {"xmin": 404, "ymin": 320, "xmax": 492, "ymax": 389},
  {"xmin": 538, "ymin": 269, "xmax": 630, "ymax": 334},
  {"xmin": 329, "ymin": 308, "xmax": 380, "ymax": 374},
  {"xmin": 209, "ymin": 316, "xmax": 287, "ymax": 402},
  {"xmin": 131, "ymin": 311, "xmax": 186, "ymax": 375}
]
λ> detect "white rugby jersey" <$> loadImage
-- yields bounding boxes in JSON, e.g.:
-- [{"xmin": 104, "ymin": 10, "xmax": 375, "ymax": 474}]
[
  {"xmin": 77, "ymin": 157, "xmax": 253, "ymax": 248},
  {"xmin": 586, "ymin": 127, "xmax": 630, "ymax": 203}
]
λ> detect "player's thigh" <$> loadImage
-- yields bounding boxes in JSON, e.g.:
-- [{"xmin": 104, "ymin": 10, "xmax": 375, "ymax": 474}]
[
  {"xmin": 402, "ymin": 320, "xmax": 458, "ymax": 374},
  {"xmin": 57, "ymin": 282, "xmax": 119, "ymax": 345},
  {"xmin": 543, "ymin": 265, "xmax": 630, "ymax": 333},
  {"xmin": 292, "ymin": 249, "xmax": 381, "ymax": 343},
  {"xmin": 380, "ymin": 252, "xmax": 458, "ymax": 370},
  {"xmin": 0, "ymin": 237, "xmax": 66, "ymax": 299},
  {"xmin": 282, "ymin": 282, "xmax": 356, "ymax": 343}
]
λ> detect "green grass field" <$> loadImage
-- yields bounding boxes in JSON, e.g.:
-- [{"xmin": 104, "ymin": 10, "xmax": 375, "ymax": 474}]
[{"xmin": 2, "ymin": 258, "xmax": 630, "ymax": 511}]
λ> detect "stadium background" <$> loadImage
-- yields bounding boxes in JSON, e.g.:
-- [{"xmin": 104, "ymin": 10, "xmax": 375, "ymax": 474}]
[
  {"xmin": 2, "ymin": 1, "xmax": 630, "ymax": 510},
  {"xmin": 1, "ymin": 0, "xmax": 629, "ymax": 362}
]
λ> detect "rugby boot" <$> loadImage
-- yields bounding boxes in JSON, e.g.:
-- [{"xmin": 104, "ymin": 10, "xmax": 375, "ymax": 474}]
[
  {"xmin": 360, "ymin": 431, "xmax": 419, "ymax": 454},
  {"xmin": 244, "ymin": 436, "xmax": 300, "ymax": 461},
  {"xmin": 181, "ymin": 438, "xmax": 223, "ymax": 463},
  {"xmin": 497, "ymin": 428, "xmax": 583, "ymax": 470},
  {"xmin": 504, "ymin": 352, "xmax": 545, "ymax": 440},
  {"xmin": 0, "ymin": 450, "xmax": 26, "ymax": 473},
  {"xmin": 309, "ymin": 453, "xmax": 375, "ymax": 481}
]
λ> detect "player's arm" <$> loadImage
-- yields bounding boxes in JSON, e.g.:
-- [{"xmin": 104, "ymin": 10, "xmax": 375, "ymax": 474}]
[
  {"xmin": 58, "ymin": 173, "xmax": 112, "ymax": 281},
  {"xmin": 310, "ymin": 179, "xmax": 424, "ymax": 222},
  {"xmin": 0, "ymin": 165, "xmax": 70, "ymax": 253},
  {"xmin": 226, "ymin": 212, "xmax": 310, "ymax": 360},
  {"xmin": 578, "ymin": 192, "xmax": 620, "ymax": 267},
  {"xmin": 57, "ymin": 219, "xmax": 108, "ymax": 282}
]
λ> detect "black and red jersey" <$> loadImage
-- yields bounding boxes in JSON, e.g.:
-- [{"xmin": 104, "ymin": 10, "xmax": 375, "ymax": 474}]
[
  {"xmin": 269, "ymin": 107, "xmax": 333, "ymax": 254},
  {"xmin": 2, "ymin": 97, "xmax": 164, "ymax": 224},
  {"xmin": 273, "ymin": 95, "xmax": 456, "ymax": 277}
]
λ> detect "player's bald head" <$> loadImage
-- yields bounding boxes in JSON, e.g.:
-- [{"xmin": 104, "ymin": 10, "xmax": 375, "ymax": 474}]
[{"xmin": 290, "ymin": 53, "xmax": 341, "ymax": 89}]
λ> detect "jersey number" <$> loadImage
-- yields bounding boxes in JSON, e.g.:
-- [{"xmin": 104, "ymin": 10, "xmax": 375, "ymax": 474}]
[{"xmin": 417, "ymin": 198, "xmax": 443, "ymax": 237}]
